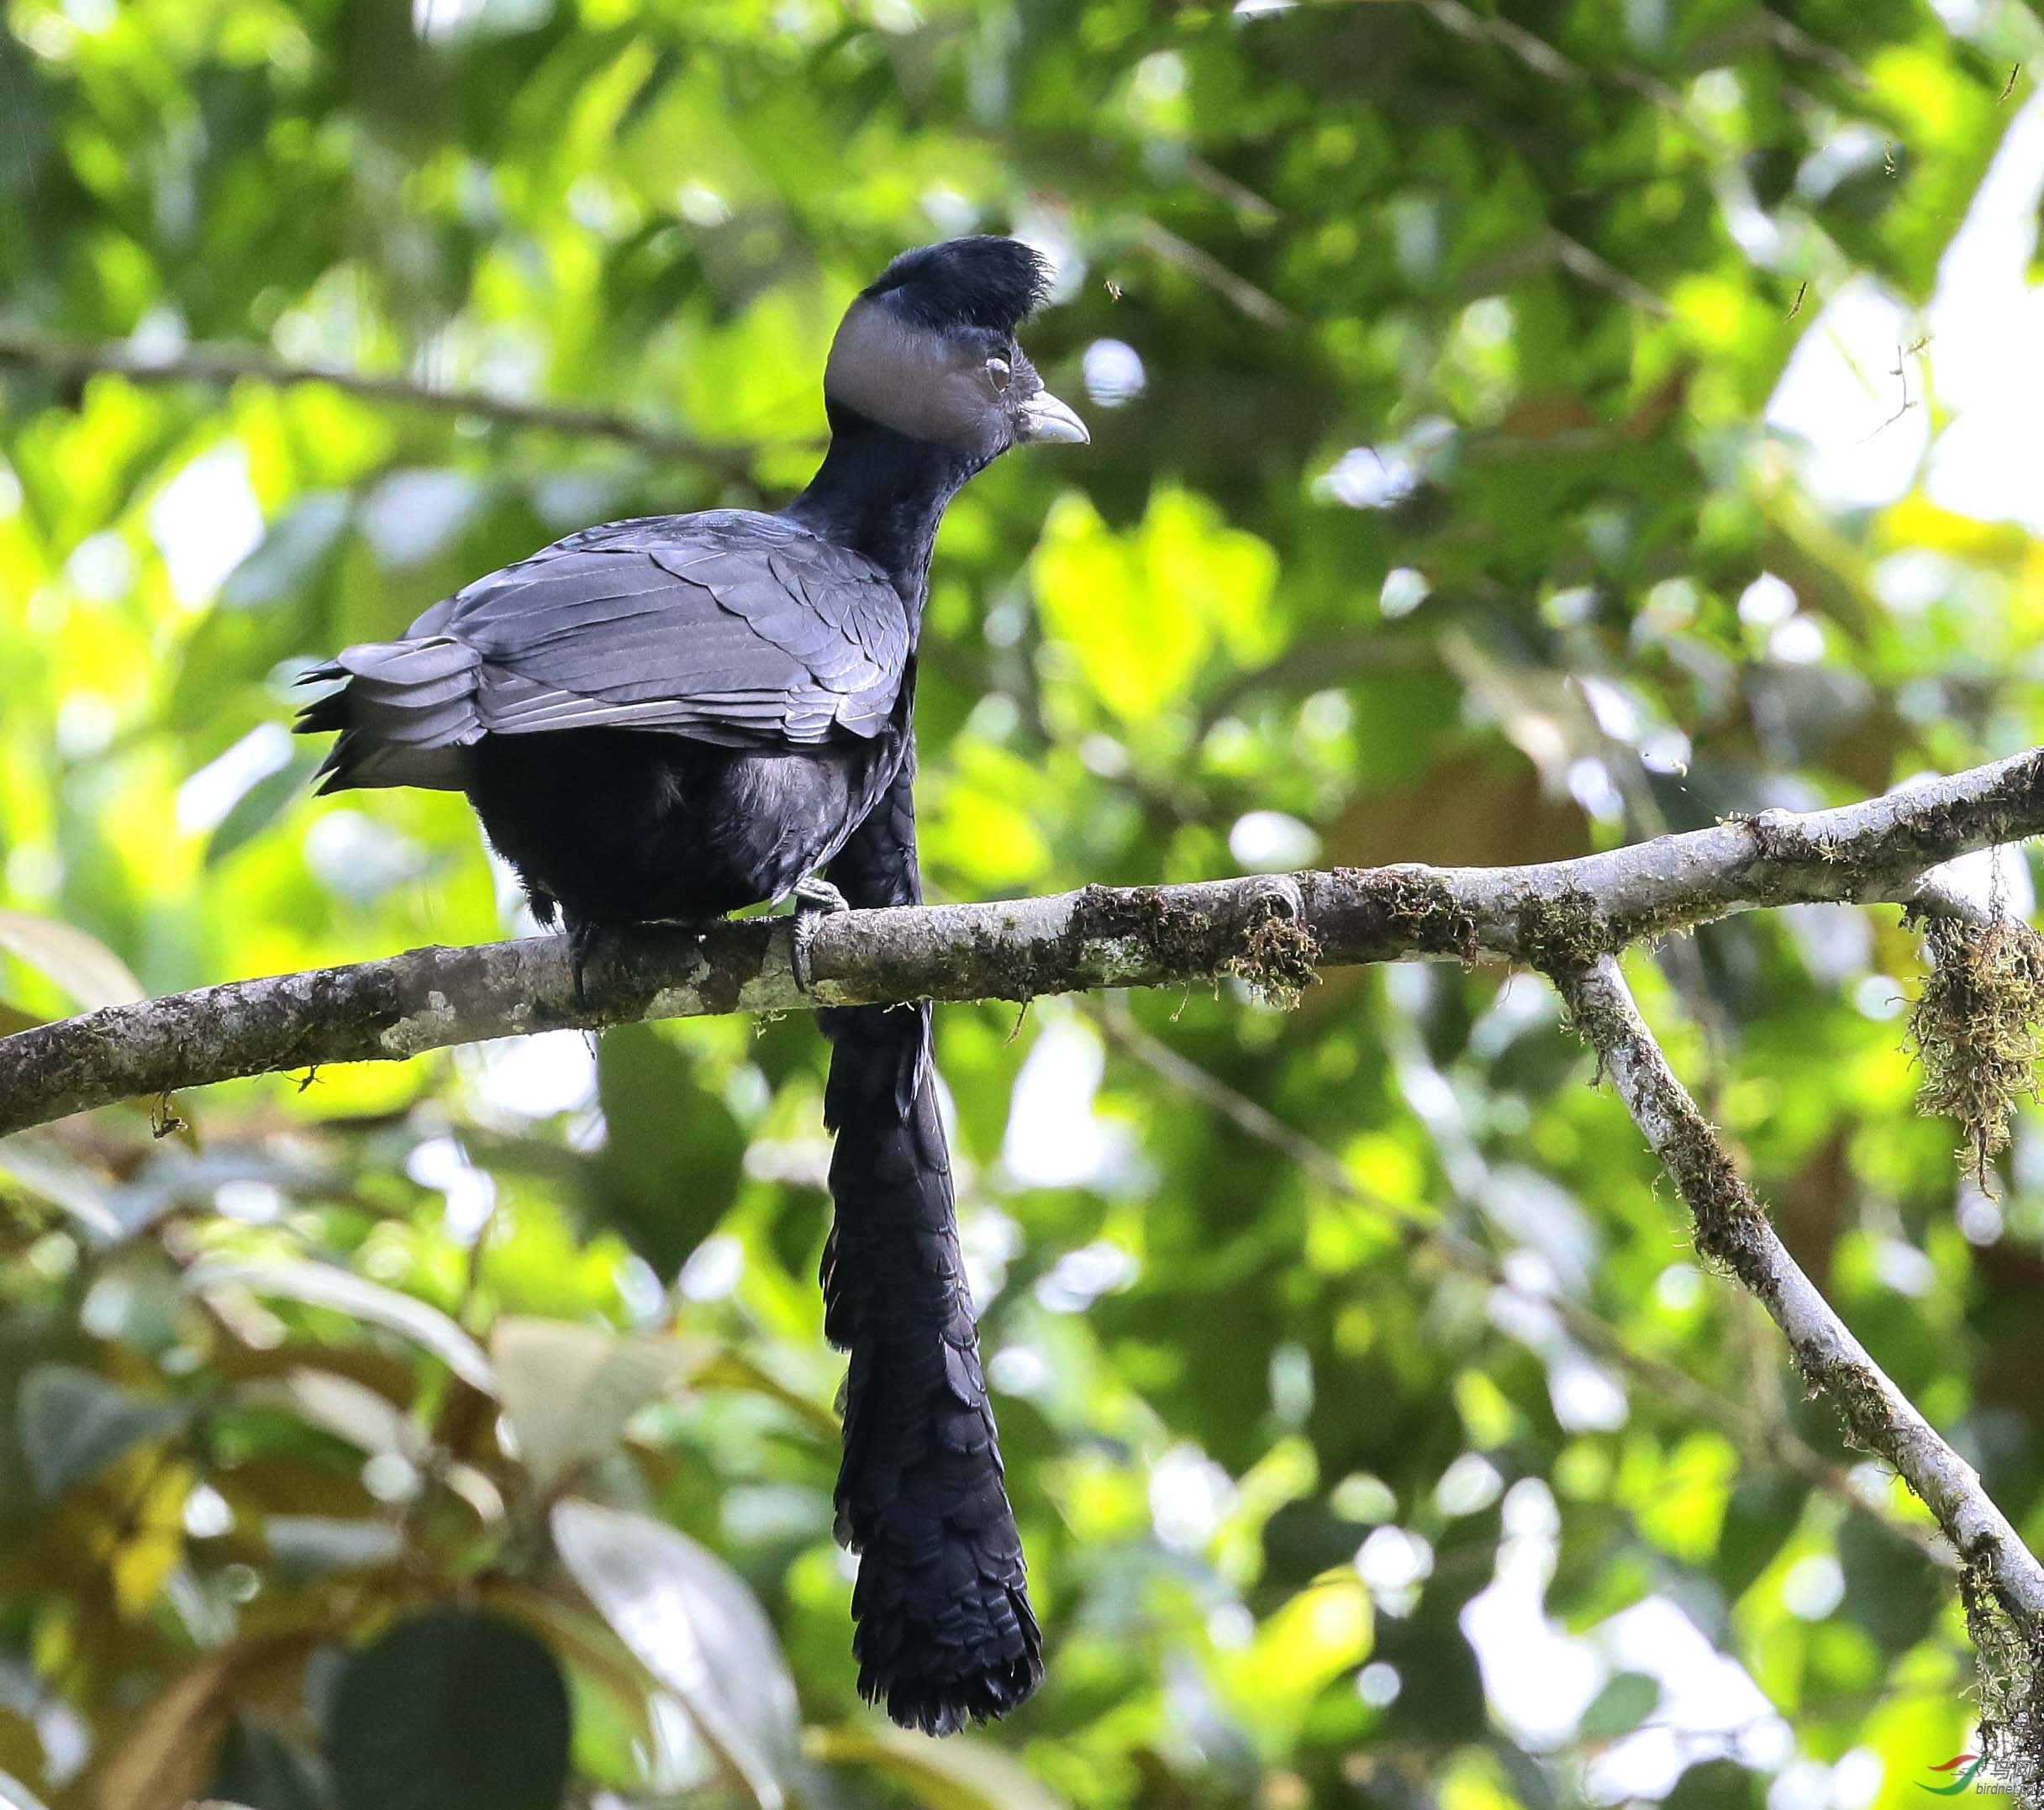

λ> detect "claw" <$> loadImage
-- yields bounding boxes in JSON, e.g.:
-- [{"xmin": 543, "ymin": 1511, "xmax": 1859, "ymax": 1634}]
[
  {"xmin": 792, "ymin": 876, "xmax": 851, "ymax": 992},
  {"xmin": 565, "ymin": 917, "xmax": 610, "ymax": 1012}
]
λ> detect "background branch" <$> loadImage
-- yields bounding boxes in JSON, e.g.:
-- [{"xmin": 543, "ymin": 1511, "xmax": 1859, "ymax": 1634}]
[{"xmin": 0, "ymin": 325, "xmax": 761, "ymax": 475}]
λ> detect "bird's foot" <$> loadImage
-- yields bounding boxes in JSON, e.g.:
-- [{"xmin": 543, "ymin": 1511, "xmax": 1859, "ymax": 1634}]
[
  {"xmin": 791, "ymin": 876, "xmax": 851, "ymax": 993},
  {"xmin": 564, "ymin": 918, "xmax": 617, "ymax": 1012}
]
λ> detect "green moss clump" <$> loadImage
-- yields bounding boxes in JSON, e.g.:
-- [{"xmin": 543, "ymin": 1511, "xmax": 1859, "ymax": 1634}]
[
  {"xmin": 1224, "ymin": 908, "xmax": 1321, "ymax": 1011},
  {"xmin": 1909, "ymin": 913, "xmax": 2044, "ymax": 1188}
]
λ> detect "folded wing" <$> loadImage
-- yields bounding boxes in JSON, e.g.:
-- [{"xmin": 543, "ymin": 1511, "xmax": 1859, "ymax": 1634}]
[{"xmin": 297, "ymin": 513, "xmax": 911, "ymax": 792}]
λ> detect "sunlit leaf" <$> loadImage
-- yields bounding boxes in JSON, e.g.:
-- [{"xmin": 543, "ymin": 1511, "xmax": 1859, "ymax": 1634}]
[
  {"xmin": 0, "ymin": 911, "xmax": 142, "ymax": 1012},
  {"xmin": 186, "ymin": 1259, "xmax": 494, "ymax": 1392},
  {"xmin": 491, "ymin": 1317, "xmax": 699, "ymax": 1496},
  {"xmin": 808, "ymin": 1722, "xmax": 1068, "ymax": 1810},
  {"xmin": 551, "ymin": 1498, "xmax": 799, "ymax": 1809}
]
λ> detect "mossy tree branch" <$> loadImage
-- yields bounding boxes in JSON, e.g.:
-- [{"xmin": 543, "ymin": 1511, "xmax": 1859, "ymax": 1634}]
[
  {"xmin": 2, "ymin": 747, "xmax": 2043, "ymax": 1138},
  {"xmin": 1551, "ymin": 952, "xmax": 2044, "ymax": 1639}
]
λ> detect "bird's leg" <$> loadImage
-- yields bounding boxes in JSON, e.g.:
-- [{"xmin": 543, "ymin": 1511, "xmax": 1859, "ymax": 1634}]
[
  {"xmin": 562, "ymin": 913, "xmax": 618, "ymax": 1012},
  {"xmin": 791, "ymin": 876, "xmax": 851, "ymax": 993}
]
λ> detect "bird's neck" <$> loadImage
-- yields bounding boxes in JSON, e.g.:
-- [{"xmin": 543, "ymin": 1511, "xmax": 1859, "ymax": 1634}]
[{"xmin": 783, "ymin": 407, "xmax": 987, "ymax": 618}]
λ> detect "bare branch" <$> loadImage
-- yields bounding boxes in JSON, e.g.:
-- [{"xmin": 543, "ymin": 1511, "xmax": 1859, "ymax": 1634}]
[
  {"xmin": 1551, "ymin": 952, "xmax": 2044, "ymax": 1636},
  {"xmin": 2, "ymin": 749, "xmax": 2041, "ymax": 1138},
  {"xmin": 0, "ymin": 325, "xmax": 764, "ymax": 475}
]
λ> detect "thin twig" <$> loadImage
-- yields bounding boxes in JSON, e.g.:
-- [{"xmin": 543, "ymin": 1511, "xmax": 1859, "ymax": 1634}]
[
  {"xmin": 1551, "ymin": 953, "xmax": 2044, "ymax": 1635},
  {"xmin": 1551, "ymin": 233, "xmax": 1669, "ymax": 317},
  {"xmin": 1135, "ymin": 221, "xmax": 1294, "ymax": 329}
]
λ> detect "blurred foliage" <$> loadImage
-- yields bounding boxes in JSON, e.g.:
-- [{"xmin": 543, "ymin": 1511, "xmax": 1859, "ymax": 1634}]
[{"xmin": 2, "ymin": 0, "xmax": 2043, "ymax": 1804}]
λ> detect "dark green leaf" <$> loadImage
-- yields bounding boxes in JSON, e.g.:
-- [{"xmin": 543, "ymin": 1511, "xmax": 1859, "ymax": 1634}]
[
  {"xmin": 18, "ymin": 1365, "xmax": 187, "ymax": 1501},
  {"xmin": 589, "ymin": 1023, "xmax": 745, "ymax": 1281},
  {"xmin": 325, "ymin": 1612, "xmax": 569, "ymax": 1810}
]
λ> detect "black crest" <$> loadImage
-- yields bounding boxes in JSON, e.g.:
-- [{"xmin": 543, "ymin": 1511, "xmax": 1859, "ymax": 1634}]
[{"xmin": 862, "ymin": 236, "xmax": 1051, "ymax": 334}]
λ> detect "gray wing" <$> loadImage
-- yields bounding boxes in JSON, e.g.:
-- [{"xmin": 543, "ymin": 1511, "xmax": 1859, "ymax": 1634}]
[{"xmin": 297, "ymin": 513, "xmax": 909, "ymax": 791}]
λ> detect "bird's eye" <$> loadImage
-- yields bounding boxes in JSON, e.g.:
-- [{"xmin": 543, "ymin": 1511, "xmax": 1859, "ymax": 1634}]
[{"xmin": 986, "ymin": 356, "xmax": 1012, "ymax": 393}]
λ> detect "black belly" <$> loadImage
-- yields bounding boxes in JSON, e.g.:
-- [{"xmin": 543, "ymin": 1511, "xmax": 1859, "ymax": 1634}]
[{"xmin": 464, "ymin": 726, "xmax": 897, "ymax": 927}]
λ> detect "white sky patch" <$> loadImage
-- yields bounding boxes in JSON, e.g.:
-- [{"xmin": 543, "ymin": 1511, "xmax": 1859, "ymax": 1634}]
[
  {"xmin": 1738, "ymin": 571, "xmax": 1798, "ymax": 627},
  {"xmin": 1461, "ymin": 1480, "xmax": 1604, "ymax": 1745},
  {"xmin": 461, "ymin": 1029, "xmax": 598, "ymax": 1121},
  {"xmin": 361, "ymin": 468, "xmax": 481, "ymax": 567},
  {"xmin": 1229, "ymin": 808, "xmax": 1319, "ymax": 871},
  {"xmin": 1035, "ymin": 1239, "xmax": 1137, "ymax": 1313},
  {"xmin": 1002, "ymin": 1013, "xmax": 1146, "ymax": 1192},
  {"xmin": 414, "ymin": 0, "xmax": 486, "ymax": 37},
  {"xmin": 678, "ymin": 1232, "xmax": 743, "ymax": 1302},
  {"xmin": 1920, "ymin": 839, "xmax": 2036, "ymax": 919},
  {"xmin": 1356, "ymin": 1523, "xmax": 1435, "ymax": 1618},
  {"xmin": 405, "ymin": 1134, "xmax": 496, "ymax": 1244},
  {"xmin": 1765, "ymin": 279, "xmax": 1926, "ymax": 508},
  {"xmin": 1082, "ymin": 338, "xmax": 1146, "ymax": 408},
  {"xmin": 1774, "ymin": 95, "xmax": 2044, "ymax": 530},
  {"xmin": 1150, "ymin": 1444, "xmax": 1234, "ymax": 1552},
  {"xmin": 148, "ymin": 442, "xmax": 266, "ymax": 608},
  {"xmin": 1587, "ymin": 1597, "xmax": 1792, "ymax": 1798},
  {"xmin": 1462, "ymin": 1483, "xmax": 1790, "ymax": 1789},
  {"xmin": 1925, "ymin": 96, "xmax": 2044, "ymax": 529},
  {"xmin": 1014, "ymin": 208, "xmax": 1084, "ymax": 307}
]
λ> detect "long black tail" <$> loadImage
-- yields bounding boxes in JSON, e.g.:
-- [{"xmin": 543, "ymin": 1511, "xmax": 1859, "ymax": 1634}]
[{"xmin": 819, "ymin": 997, "xmax": 1040, "ymax": 1733}]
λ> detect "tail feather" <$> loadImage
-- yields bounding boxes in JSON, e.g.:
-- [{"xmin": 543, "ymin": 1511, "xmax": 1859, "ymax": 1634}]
[
  {"xmin": 820, "ymin": 1001, "xmax": 1040, "ymax": 1734},
  {"xmin": 292, "ymin": 639, "xmax": 478, "ymax": 792}
]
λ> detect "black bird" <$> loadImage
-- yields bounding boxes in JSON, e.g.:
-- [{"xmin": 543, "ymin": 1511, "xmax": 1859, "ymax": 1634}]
[{"xmin": 295, "ymin": 237, "xmax": 1087, "ymax": 1733}]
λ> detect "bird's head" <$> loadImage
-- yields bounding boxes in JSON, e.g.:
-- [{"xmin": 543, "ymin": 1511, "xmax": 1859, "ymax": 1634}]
[{"xmin": 823, "ymin": 236, "xmax": 1088, "ymax": 464}]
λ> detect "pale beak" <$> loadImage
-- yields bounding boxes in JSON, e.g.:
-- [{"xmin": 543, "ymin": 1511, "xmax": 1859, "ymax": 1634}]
[{"xmin": 1016, "ymin": 390, "xmax": 1089, "ymax": 445}]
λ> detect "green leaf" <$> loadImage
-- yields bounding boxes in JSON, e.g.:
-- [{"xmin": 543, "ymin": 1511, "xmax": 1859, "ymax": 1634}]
[
  {"xmin": 808, "ymin": 1723, "xmax": 1069, "ymax": 1810},
  {"xmin": 326, "ymin": 1612, "xmax": 570, "ymax": 1810},
  {"xmin": 186, "ymin": 1259, "xmax": 494, "ymax": 1392},
  {"xmin": 590, "ymin": 1023, "xmax": 745, "ymax": 1282},
  {"xmin": 1578, "ymin": 1669, "xmax": 1660, "ymax": 1741},
  {"xmin": 206, "ymin": 752, "xmax": 326, "ymax": 868},
  {"xmin": 220, "ymin": 491, "xmax": 350, "ymax": 610},
  {"xmin": 491, "ymin": 1317, "xmax": 699, "ymax": 1495},
  {"xmin": 0, "ymin": 1133, "xmax": 122, "ymax": 1241},
  {"xmin": 207, "ymin": 1717, "xmax": 328, "ymax": 1810},
  {"xmin": 0, "ymin": 910, "xmax": 143, "ymax": 1012},
  {"xmin": 551, "ymin": 1498, "xmax": 798, "ymax": 1809},
  {"xmin": 17, "ymin": 1364, "xmax": 187, "ymax": 1501},
  {"xmin": 1030, "ymin": 487, "xmax": 1277, "ymax": 724}
]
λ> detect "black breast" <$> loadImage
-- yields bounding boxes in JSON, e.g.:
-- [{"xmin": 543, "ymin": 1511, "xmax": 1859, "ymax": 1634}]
[{"xmin": 465, "ymin": 722, "xmax": 901, "ymax": 928}]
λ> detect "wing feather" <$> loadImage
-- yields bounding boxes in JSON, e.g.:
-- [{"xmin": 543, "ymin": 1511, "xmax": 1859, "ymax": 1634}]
[{"xmin": 296, "ymin": 513, "xmax": 909, "ymax": 792}]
